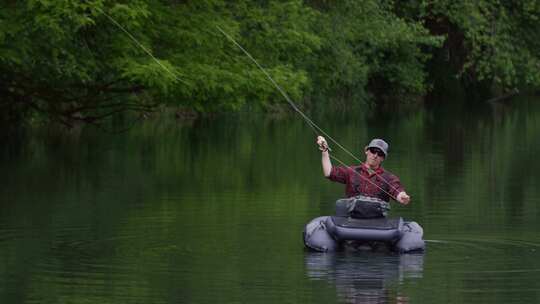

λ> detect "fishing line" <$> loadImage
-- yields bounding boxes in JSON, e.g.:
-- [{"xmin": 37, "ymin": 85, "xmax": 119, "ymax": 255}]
[
  {"xmin": 95, "ymin": 7, "xmax": 189, "ymax": 86},
  {"xmin": 93, "ymin": 10, "xmax": 401, "ymax": 200},
  {"xmin": 217, "ymin": 26, "xmax": 402, "ymax": 200}
]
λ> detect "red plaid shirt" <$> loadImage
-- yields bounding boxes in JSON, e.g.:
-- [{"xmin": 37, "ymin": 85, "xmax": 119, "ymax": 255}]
[{"xmin": 328, "ymin": 164, "xmax": 404, "ymax": 202}]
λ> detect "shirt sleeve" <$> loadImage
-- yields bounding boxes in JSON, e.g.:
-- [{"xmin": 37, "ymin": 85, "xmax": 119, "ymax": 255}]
[
  {"xmin": 387, "ymin": 174, "xmax": 405, "ymax": 199},
  {"xmin": 327, "ymin": 166, "xmax": 349, "ymax": 184}
]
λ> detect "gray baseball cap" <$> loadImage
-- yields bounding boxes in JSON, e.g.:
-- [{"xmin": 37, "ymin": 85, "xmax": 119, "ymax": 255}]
[{"xmin": 366, "ymin": 138, "xmax": 389, "ymax": 157}]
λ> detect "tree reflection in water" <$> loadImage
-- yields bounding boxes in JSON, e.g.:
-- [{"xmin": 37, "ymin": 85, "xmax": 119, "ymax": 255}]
[{"xmin": 304, "ymin": 252, "xmax": 424, "ymax": 303}]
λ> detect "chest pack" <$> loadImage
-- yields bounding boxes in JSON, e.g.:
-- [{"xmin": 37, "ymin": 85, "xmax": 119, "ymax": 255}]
[{"xmin": 335, "ymin": 195, "xmax": 390, "ymax": 219}]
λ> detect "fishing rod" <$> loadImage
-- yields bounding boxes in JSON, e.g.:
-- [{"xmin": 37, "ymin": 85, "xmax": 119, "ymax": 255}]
[
  {"xmin": 216, "ymin": 26, "xmax": 403, "ymax": 201},
  {"xmin": 95, "ymin": 6, "xmax": 401, "ymax": 200}
]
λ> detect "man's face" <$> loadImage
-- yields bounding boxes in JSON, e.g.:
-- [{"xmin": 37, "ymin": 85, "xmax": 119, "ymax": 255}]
[{"xmin": 365, "ymin": 147, "xmax": 385, "ymax": 168}]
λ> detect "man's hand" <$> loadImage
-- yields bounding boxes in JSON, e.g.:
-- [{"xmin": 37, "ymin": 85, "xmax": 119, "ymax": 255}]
[
  {"xmin": 317, "ymin": 136, "xmax": 332, "ymax": 177},
  {"xmin": 396, "ymin": 192, "xmax": 411, "ymax": 205},
  {"xmin": 316, "ymin": 136, "xmax": 329, "ymax": 152}
]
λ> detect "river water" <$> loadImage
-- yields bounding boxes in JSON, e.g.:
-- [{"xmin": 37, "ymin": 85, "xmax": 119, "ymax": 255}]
[{"xmin": 2, "ymin": 96, "xmax": 540, "ymax": 303}]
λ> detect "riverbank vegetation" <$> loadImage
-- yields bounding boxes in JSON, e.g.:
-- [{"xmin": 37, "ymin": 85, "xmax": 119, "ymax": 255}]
[{"xmin": 1, "ymin": 0, "xmax": 539, "ymax": 128}]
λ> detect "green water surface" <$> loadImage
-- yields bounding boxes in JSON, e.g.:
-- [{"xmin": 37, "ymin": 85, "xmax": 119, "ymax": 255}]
[{"xmin": 2, "ymin": 97, "xmax": 540, "ymax": 303}]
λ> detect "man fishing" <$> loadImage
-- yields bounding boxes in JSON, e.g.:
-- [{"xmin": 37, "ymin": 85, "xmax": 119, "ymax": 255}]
[
  {"xmin": 316, "ymin": 136, "xmax": 410, "ymax": 205},
  {"xmin": 303, "ymin": 137, "xmax": 424, "ymax": 252}
]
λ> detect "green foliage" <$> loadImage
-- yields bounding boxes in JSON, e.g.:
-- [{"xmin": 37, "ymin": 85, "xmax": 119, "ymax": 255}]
[
  {"xmin": 307, "ymin": 0, "xmax": 443, "ymax": 104},
  {"xmin": 0, "ymin": 0, "xmax": 165, "ymax": 126},
  {"xmin": 403, "ymin": 0, "xmax": 540, "ymax": 92},
  {"xmin": 1, "ymin": 0, "xmax": 540, "ymax": 128},
  {"xmin": 156, "ymin": 0, "xmax": 317, "ymax": 112}
]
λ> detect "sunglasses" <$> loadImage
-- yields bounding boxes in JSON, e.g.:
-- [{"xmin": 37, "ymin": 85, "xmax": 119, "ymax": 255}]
[{"xmin": 368, "ymin": 148, "xmax": 385, "ymax": 157}]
